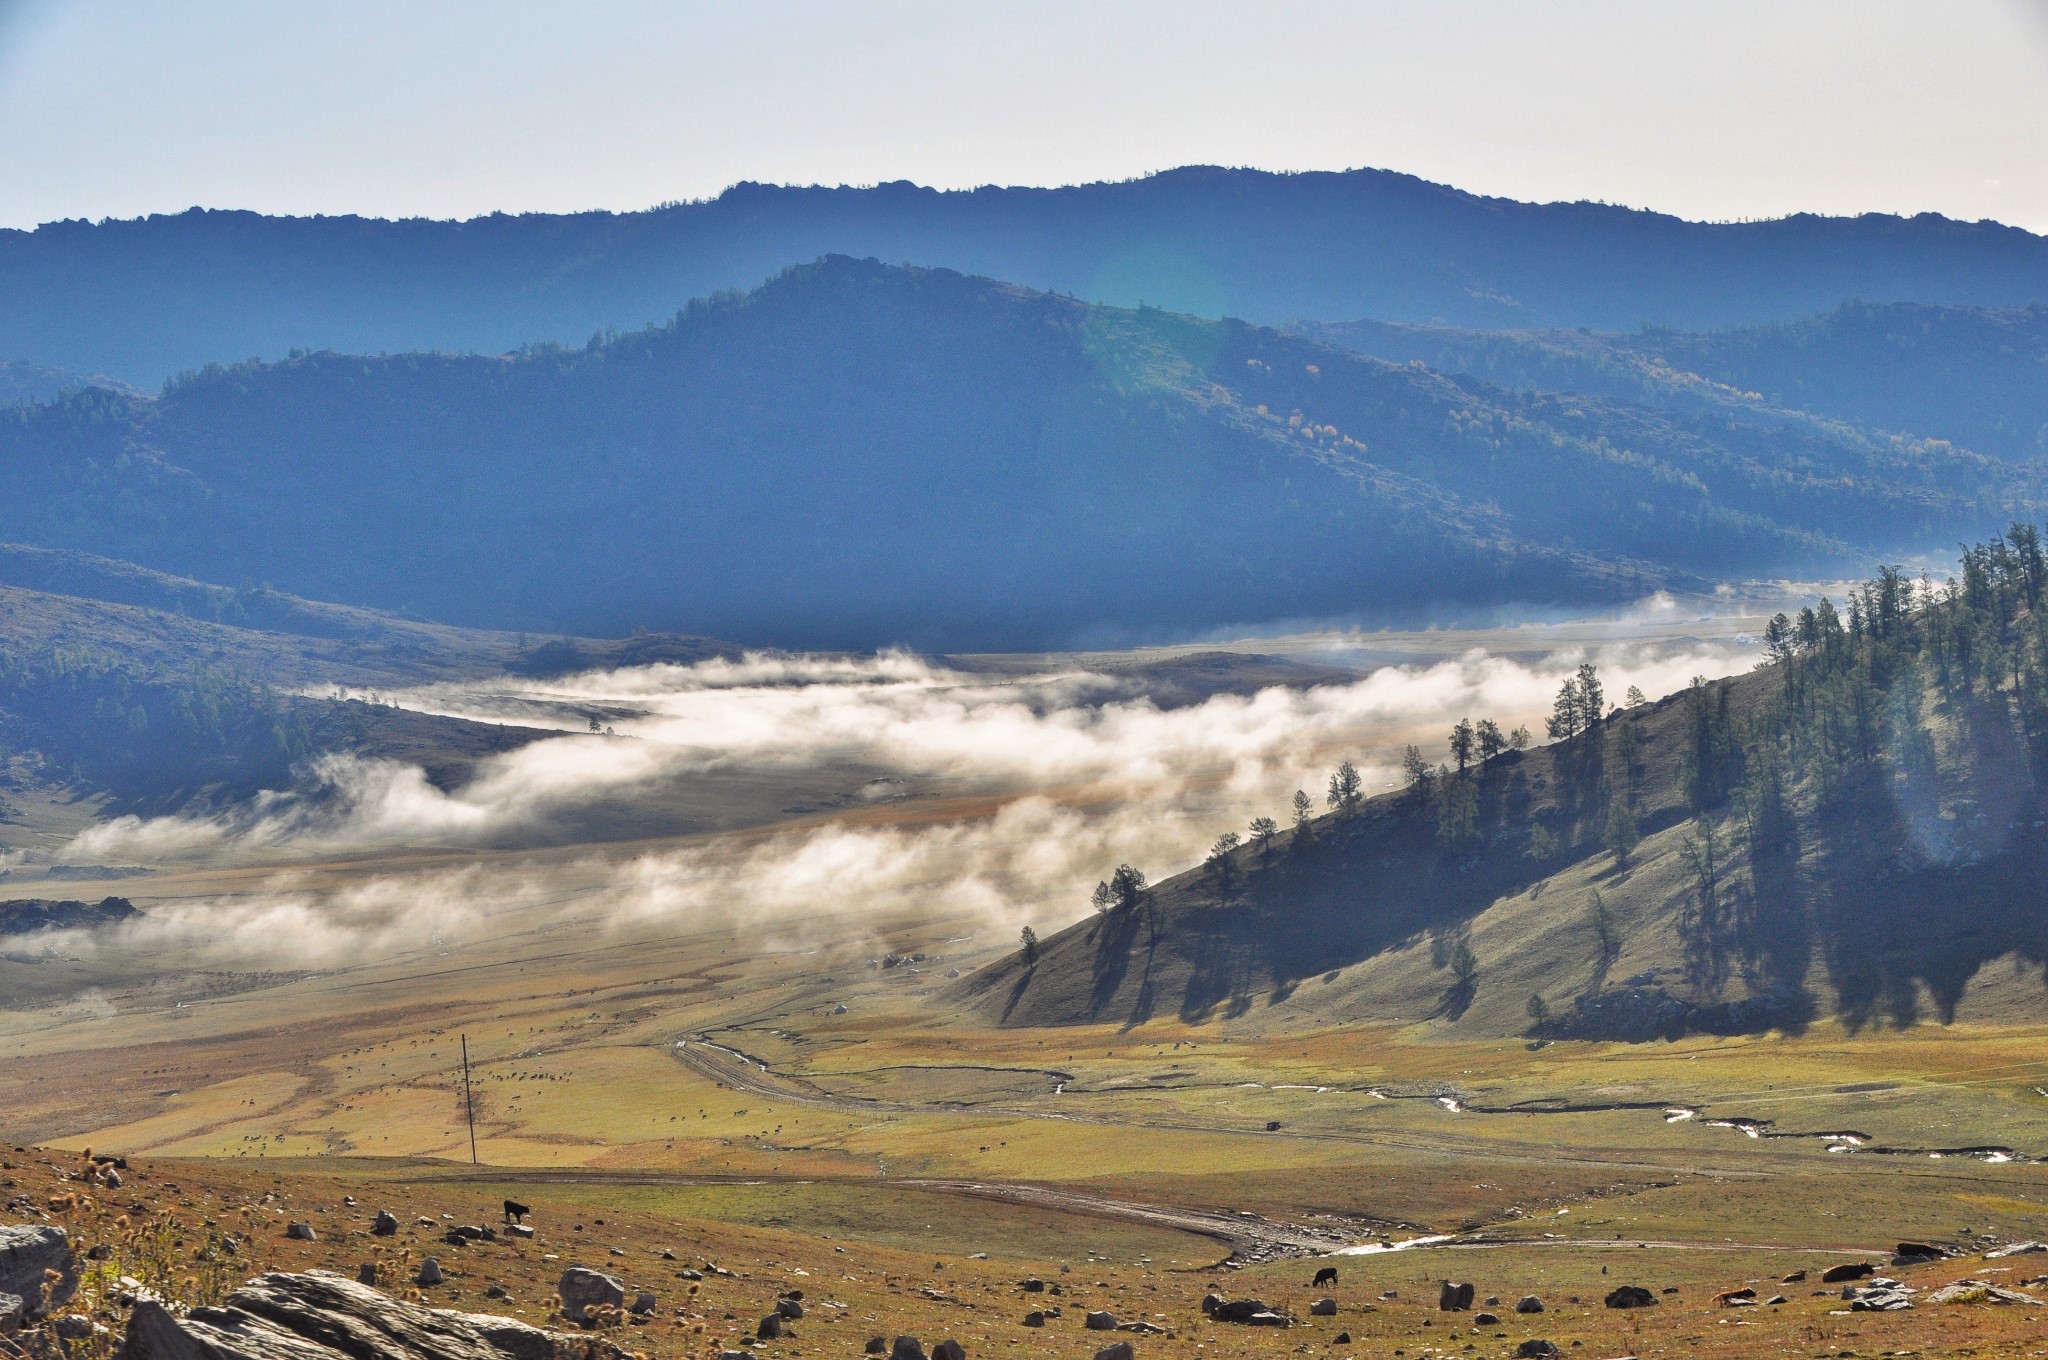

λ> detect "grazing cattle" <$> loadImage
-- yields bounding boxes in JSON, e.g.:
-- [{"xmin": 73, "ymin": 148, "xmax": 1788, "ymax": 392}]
[
  {"xmin": 1312, "ymin": 1267, "xmax": 1338, "ymax": 1288},
  {"xmin": 502, "ymin": 1199, "xmax": 530, "ymax": 1225}
]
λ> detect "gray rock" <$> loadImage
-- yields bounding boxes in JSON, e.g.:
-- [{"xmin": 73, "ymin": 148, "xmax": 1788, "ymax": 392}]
[
  {"xmin": 1437, "ymin": 1281, "xmax": 1474, "ymax": 1311},
  {"xmin": 1924, "ymin": 1278, "xmax": 2041, "ymax": 1306},
  {"xmin": 932, "ymin": 1341, "xmax": 965, "ymax": 1360},
  {"xmin": 1515, "ymin": 1341, "xmax": 1559, "ymax": 1359},
  {"xmin": 286, "ymin": 1223, "xmax": 316, "ymax": 1242},
  {"xmin": 1602, "ymin": 1285, "xmax": 1657, "ymax": 1309},
  {"xmin": 864, "ymin": 1337, "xmax": 887, "ymax": 1354},
  {"xmin": 415, "ymin": 1259, "xmax": 444, "ymax": 1287},
  {"xmin": 506, "ymin": 1225, "xmax": 535, "ymax": 1240},
  {"xmin": 0, "ymin": 1292, "xmax": 23, "ymax": 1336},
  {"xmin": 1308, "ymin": 1298, "xmax": 1336, "ymax": 1316},
  {"xmin": 557, "ymin": 1266, "xmax": 625, "ymax": 1323},
  {"xmin": 890, "ymin": 1336, "xmax": 926, "ymax": 1360},
  {"xmin": 1515, "ymin": 1295, "xmax": 1544, "ymax": 1313},
  {"xmin": 1084, "ymin": 1310, "xmax": 1117, "ymax": 1330},
  {"xmin": 630, "ymin": 1292, "xmax": 656, "ymax": 1316},
  {"xmin": 370, "ymin": 1212, "xmax": 399, "ymax": 1237},
  {"xmin": 755, "ymin": 1313, "xmax": 784, "ymax": 1339},
  {"xmin": 1984, "ymin": 1241, "xmax": 2046, "ymax": 1259},
  {"xmin": 1474, "ymin": 1311, "xmax": 1500, "ymax": 1325},
  {"xmin": 118, "ymin": 1270, "xmax": 617, "ymax": 1360},
  {"xmin": 1092, "ymin": 1343, "xmax": 1135, "ymax": 1360},
  {"xmin": 0, "ymin": 1227, "xmax": 77, "ymax": 1319},
  {"xmin": 774, "ymin": 1298, "xmax": 803, "ymax": 1319},
  {"xmin": 1021, "ymin": 1311, "xmax": 1044, "ymax": 1328}
]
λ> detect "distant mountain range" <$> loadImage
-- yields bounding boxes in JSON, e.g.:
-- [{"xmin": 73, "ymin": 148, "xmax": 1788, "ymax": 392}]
[
  {"xmin": 7, "ymin": 166, "xmax": 2047, "ymax": 385},
  {"xmin": 1297, "ymin": 300, "xmax": 2048, "ymax": 464},
  {"xmin": 2, "ymin": 257, "xmax": 2031, "ymax": 649}
]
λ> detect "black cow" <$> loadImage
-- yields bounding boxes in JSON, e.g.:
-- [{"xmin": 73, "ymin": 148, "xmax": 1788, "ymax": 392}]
[
  {"xmin": 503, "ymin": 1199, "xmax": 530, "ymax": 1225},
  {"xmin": 1313, "ymin": 1266, "xmax": 1339, "ymax": 1288}
]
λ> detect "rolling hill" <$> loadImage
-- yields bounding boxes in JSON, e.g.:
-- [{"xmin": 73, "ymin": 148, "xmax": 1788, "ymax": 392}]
[
  {"xmin": 958, "ymin": 540, "xmax": 2048, "ymax": 1038},
  {"xmin": 7, "ymin": 166, "xmax": 2048, "ymax": 385},
  {"xmin": 0, "ymin": 257, "xmax": 2033, "ymax": 650},
  {"xmin": 1299, "ymin": 300, "xmax": 2048, "ymax": 464}
]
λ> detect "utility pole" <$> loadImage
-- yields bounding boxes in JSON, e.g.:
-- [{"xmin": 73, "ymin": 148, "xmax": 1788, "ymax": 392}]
[{"xmin": 461, "ymin": 1033, "xmax": 478, "ymax": 1166}]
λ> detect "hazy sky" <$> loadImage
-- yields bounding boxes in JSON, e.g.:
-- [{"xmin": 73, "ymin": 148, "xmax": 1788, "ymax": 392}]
[{"xmin": 1, "ymin": 0, "xmax": 2043, "ymax": 232}]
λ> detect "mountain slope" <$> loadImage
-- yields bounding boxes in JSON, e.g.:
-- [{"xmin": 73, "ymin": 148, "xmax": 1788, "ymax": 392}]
[
  {"xmin": 8, "ymin": 166, "xmax": 2048, "ymax": 384},
  {"xmin": 958, "ymin": 542, "xmax": 2048, "ymax": 1037},
  {"xmin": 0, "ymin": 258, "xmax": 2032, "ymax": 650},
  {"xmin": 1299, "ymin": 301, "xmax": 2048, "ymax": 464}
]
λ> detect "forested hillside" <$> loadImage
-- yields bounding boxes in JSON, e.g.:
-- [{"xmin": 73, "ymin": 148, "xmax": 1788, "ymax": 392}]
[
  {"xmin": 7, "ymin": 166, "xmax": 2047, "ymax": 384},
  {"xmin": 1300, "ymin": 301, "xmax": 2048, "ymax": 464},
  {"xmin": 963, "ymin": 534, "xmax": 2048, "ymax": 1037},
  {"xmin": 0, "ymin": 258, "xmax": 2031, "ymax": 648}
]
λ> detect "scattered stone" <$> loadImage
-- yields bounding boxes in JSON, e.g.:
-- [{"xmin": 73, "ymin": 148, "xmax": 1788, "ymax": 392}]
[
  {"xmin": 1483, "ymin": 1295, "xmax": 1500, "ymax": 1306},
  {"xmin": 1515, "ymin": 1295, "xmax": 1544, "ymax": 1314},
  {"xmin": 558, "ymin": 1266, "xmax": 626, "ymax": 1323},
  {"xmin": 1925, "ymin": 1278, "xmax": 2043, "ymax": 1306},
  {"xmin": 1985, "ymin": 1241, "xmax": 2046, "ymax": 1259},
  {"xmin": 52, "ymin": 1314, "xmax": 96, "ymax": 1340},
  {"xmin": 1821, "ymin": 1262, "xmax": 1876, "ymax": 1283},
  {"xmin": 1515, "ymin": 1341, "xmax": 1560, "ymax": 1359},
  {"xmin": 444, "ymin": 1232, "xmax": 470, "ymax": 1247},
  {"xmin": 1118, "ymin": 1321, "xmax": 1165, "ymax": 1335},
  {"xmin": 485, "ymin": 1285, "xmax": 510, "ymax": 1301},
  {"xmin": 1021, "ymin": 1311, "xmax": 1044, "ymax": 1328},
  {"xmin": 1092, "ymin": 1344, "xmax": 1134, "ymax": 1360},
  {"xmin": 864, "ymin": 1337, "xmax": 887, "ymax": 1355},
  {"xmin": 774, "ymin": 1299, "xmax": 802, "ymax": 1320},
  {"xmin": 1438, "ymin": 1281, "xmax": 1474, "ymax": 1312},
  {"xmin": 506, "ymin": 1225, "xmax": 535, "ymax": 1240},
  {"xmin": 1308, "ymin": 1298, "xmax": 1337, "ymax": 1316},
  {"xmin": 679, "ymin": 1269, "xmax": 703, "ymax": 1281},
  {"xmin": 1473, "ymin": 1311, "xmax": 1500, "ymax": 1325},
  {"xmin": 890, "ymin": 1336, "xmax": 927, "ymax": 1360},
  {"xmin": 1717, "ymin": 1288, "xmax": 1757, "ymax": 1307},
  {"xmin": 1766, "ymin": 1295, "xmax": 1788, "ymax": 1305},
  {"xmin": 1021, "ymin": 1278, "xmax": 1044, "ymax": 1293},
  {"xmin": 756, "ymin": 1313, "xmax": 785, "ymax": 1340},
  {"xmin": 370, "ymin": 1212, "xmax": 399, "ymax": 1237},
  {"xmin": 1780, "ymin": 1270, "xmax": 1806, "ymax": 1283},
  {"xmin": 1333, "ymin": 1332, "xmax": 1350, "ymax": 1345},
  {"xmin": 932, "ymin": 1341, "xmax": 965, "ymax": 1360},
  {"xmin": 1603, "ymin": 1286, "xmax": 1657, "ymax": 1309},
  {"xmin": 630, "ymin": 1292, "xmax": 656, "ymax": 1316},
  {"xmin": 1085, "ymin": 1310, "xmax": 1118, "ymax": 1330},
  {"xmin": 415, "ymin": 1258, "xmax": 444, "ymax": 1287},
  {"xmin": 1845, "ymin": 1278, "xmax": 1916, "ymax": 1311},
  {"xmin": 285, "ymin": 1223, "xmax": 316, "ymax": 1242}
]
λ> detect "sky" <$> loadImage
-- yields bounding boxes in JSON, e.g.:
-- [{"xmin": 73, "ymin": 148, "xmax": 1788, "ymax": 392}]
[{"xmin": 0, "ymin": 0, "xmax": 2044, "ymax": 232}]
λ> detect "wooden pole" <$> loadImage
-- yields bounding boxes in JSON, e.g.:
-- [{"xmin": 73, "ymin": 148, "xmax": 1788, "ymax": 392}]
[{"xmin": 461, "ymin": 1034, "xmax": 478, "ymax": 1166}]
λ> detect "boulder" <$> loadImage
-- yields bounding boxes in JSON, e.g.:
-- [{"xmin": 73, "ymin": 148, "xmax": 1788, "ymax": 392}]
[
  {"xmin": 1716, "ymin": 1288, "xmax": 1757, "ymax": 1307},
  {"xmin": 1208, "ymin": 1299, "xmax": 1271, "ymax": 1324},
  {"xmin": 118, "ymin": 1270, "xmax": 622, "ymax": 1360},
  {"xmin": 1092, "ymin": 1344, "xmax": 1135, "ymax": 1360},
  {"xmin": 370, "ymin": 1212, "xmax": 399, "ymax": 1237},
  {"xmin": 1602, "ymin": 1286, "xmax": 1657, "ymax": 1309},
  {"xmin": 1924, "ymin": 1278, "xmax": 2043, "ymax": 1306},
  {"xmin": 1437, "ymin": 1281, "xmax": 1474, "ymax": 1312},
  {"xmin": 890, "ymin": 1336, "xmax": 927, "ymax": 1360},
  {"xmin": 557, "ymin": 1266, "xmax": 626, "ymax": 1323},
  {"xmin": 1514, "ymin": 1295, "xmax": 1544, "ymax": 1314},
  {"xmin": 774, "ymin": 1298, "xmax": 803, "ymax": 1319},
  {"xmin": 1308, "ymin": 1298, "xmax": 1336, "ymax": 1316},
  {"xmin": 1984, "ymin": 1241, "xmax": 2045, "ymax": 1259},
  {"xmin": 286, "ymin": 1223, "xmax": 316, "ymax": 1241},
  {"xmin": 1845, "ymin": 1278, "xmax": 1916, "ymax": 1311},
  {"xmin": 1021, "ymin": 1311, "xmax": 1044, "ymax": 1328},
  {"xmin": 1516, "ymin": 1342, "xmax": 1559, "ymax": 1359},
  {"xmin": 755, "ymin": 1313, "xmax": 784, "ymax": 1339},
  {"xmin": 864, "ymin": 1338, "xmax": 887, "ymax": 1355},
  {"xmin": 0, "ymin": 1226, "xmax": 77, "ymax": 1318},
  {"xmin": 629, "ymin": 1292, "xmax": 656, "ymax": 1316},
  {"xmin": 415, "ymin": 1259, "xmax": 444, "ymax": 1287},
  {"xmin": 1084, "ymin": 1310, "xmax": 1118, "ymax": 1330},
  {"xmin": 1020, "ymin": 1278, "xmax": 1044, "ymax": 1293},
  {"xmin": 932, "ymin": 1341, "xmax": 965, "ymax": 1360},
  {"xmin": 1333, "ymin": 1333, "xmax": 1350, "ymax": 1345},
  {"xmin": 1473, "ymin": 1311, "xmax": 1500, "ymax": 1325},
  {"xmin": 1780, "ymin": 1270, "xmax": 1807, "ymax": 1283},
  {"xmin": 506, "ymin": 1225, "xmax": 535, "ymax": 1240}
]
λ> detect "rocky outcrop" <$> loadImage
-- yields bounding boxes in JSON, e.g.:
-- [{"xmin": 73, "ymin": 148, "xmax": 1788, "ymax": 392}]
[
  {"xmin": 116, "ymin": 1270, "xmax": 623, "ymax": 1360},
  {"xmin": 0, "ymin": 1227, "xmax": 76, "ymax": 1319}
]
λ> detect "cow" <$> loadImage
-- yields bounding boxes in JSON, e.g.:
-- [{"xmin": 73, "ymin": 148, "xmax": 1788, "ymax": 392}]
[
  {"xmin": 1313, "ymin": 1266, "xmax": 1339, "ymax": 1288},
  {"xmin": 503, "ymin": 1199, "xmax": 531, "ymax": 1225}
]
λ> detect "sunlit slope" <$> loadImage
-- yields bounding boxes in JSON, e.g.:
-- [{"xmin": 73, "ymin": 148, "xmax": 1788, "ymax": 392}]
[
  {"xmin": 960, "ymin": 559, "xmax": 2048, "ymax": 1036},
  {"xmin": 3, "ymin": 258, "xmax": 2033, "ymax": 649}
]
